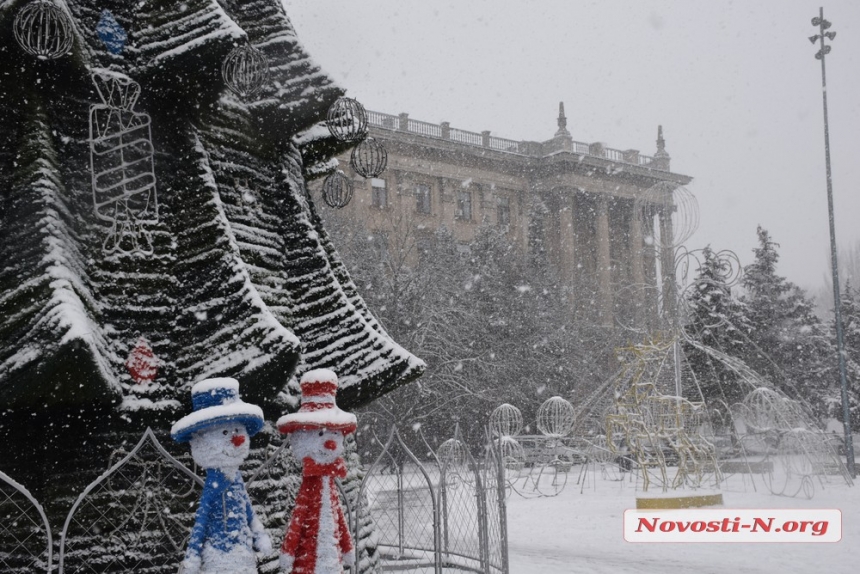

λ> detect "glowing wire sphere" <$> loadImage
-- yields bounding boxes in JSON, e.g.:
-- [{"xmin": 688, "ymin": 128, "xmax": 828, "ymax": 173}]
[
  {"xmin": 222, "ymin": 44, "xmax": 269, "ymax": 98},
  {"xmin": 14, "ymin": 0, "xmax": 74, "ymax": 60},
  {"xmin": 489, "ymin": 403, "xmax": 523, "ymax": 437},
  {"xmin": 350, "ymin": 137, "xmax": 388, "ymax": 178},
  {"xmin": 326, "ymin": 97, "xmax": 368, "ymax": 143},
  {"xmin": 321, "ymin": 171, "xmax": 353, "ymax": 209},
  {"xmin": 743, "ymin": 387, "xmax": 806, "ymax": 432},
  {"xmin": 635, "ymin": 182, "xmax": 699, "ymax": 250},
  {"xmin": 536, "ymin": 396, "xmax": 575, "ymax": 438}
]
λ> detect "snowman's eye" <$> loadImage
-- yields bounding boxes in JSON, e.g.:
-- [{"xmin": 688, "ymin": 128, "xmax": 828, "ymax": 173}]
[
  {"xmin": 318, "ymin": 430, "xmax": 324, "ymax": 437},
  {"xmin": 223, "ymin": 430, "xmax": 229, "ymax": 436}
]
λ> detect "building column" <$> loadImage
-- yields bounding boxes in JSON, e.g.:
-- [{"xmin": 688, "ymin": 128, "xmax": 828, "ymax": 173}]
[
  {"xmin": 630, "ymin": 205, "xmax": 645, "ymax": 285},
  {"xmin": 630, "ymin": 202, "xmax": 646, "ymax": 327},
  {"xmin": 658, "ymin": 207, "xmax": 677, "ymax": 322},
  {"xmin": 596, "ymin": 196, "xmax": 612, "ymax": 327},
  {"xmin": 557, "ymin": 192, "xmax": 576, "ymax": 302}
]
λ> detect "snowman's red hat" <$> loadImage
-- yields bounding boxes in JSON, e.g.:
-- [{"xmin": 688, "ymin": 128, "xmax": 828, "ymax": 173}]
[{"xmin": 277, "ymin": 369, "xmax": 357, "ymax": 434}]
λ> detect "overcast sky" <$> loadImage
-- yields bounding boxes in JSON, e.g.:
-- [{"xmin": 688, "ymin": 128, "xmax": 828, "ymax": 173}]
[{"xmin": 285, "ymin": 0, "xmax": 860, "ymax": 293}]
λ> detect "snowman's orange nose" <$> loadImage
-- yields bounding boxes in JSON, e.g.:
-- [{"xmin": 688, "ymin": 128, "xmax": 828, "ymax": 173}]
[
  {"xmin": 231, "ymin": 435, "xmax": 246, "ymax": 447},
  {"xmin": 324, "ymin": 439, "xmax": 337, "ymax": 451}
]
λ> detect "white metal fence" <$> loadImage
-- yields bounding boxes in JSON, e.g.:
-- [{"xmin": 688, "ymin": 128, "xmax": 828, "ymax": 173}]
[
  {"xmin": 355, "ymin": 427, "xmax": 508, "ymax": 574},
  {"xmin": 0, "ymin": 425, "xmax": 509, "ymax": 574}
]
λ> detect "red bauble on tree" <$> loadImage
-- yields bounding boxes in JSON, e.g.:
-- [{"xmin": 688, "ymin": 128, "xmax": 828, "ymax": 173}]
[{"xmin": 125, "ymin": 338, "xmax": 159, "ymax": 384}]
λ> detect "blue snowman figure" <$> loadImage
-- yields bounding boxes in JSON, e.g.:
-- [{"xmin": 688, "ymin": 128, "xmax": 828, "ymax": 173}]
[{"xmin": 172, "ymin": 378, "xmax": 273, "ymax": 574}]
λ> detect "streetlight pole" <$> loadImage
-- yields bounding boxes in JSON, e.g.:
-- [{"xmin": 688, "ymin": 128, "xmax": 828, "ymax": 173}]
[{"xmin": 809, "ymin": 7, "xmax": 855, "ymax": 477}]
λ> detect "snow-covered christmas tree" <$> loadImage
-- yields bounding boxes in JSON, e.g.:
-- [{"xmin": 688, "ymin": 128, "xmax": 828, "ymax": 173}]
[{"xmin": 0, "ymin": 0, "xmax": 423, "ymax": 551}]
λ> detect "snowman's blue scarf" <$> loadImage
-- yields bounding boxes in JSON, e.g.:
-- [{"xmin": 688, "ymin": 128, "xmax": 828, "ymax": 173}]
[{"xmin": 186, "ymin": 468, "xmax": 256, "ymax": 557}]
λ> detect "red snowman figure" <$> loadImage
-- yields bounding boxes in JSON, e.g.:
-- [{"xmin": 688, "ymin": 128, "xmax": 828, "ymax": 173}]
[{"xmin": 277, "ymin": 369, "xmax": 357, "ymax": 574}]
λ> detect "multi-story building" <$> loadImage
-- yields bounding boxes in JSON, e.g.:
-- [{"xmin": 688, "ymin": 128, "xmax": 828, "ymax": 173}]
[{"xmin": 318, "ymin": 103, "xmax": 692, "ymax": 332}]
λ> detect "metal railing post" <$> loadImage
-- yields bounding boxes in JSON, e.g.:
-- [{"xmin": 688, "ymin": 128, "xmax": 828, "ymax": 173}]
[{"xmin": 396, "ymin": 463, "xmax": 405, "ymax": 557}]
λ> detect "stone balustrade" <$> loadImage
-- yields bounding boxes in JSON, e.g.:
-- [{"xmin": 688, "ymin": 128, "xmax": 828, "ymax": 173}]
[{"xmin": 365, "ymin": 110, "xmax": 666, "ymax": 171}]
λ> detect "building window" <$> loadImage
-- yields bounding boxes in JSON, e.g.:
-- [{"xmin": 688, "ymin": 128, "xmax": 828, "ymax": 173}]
[
  {"xmin": 456, "ymin": 191, "xmax": 472, "ymax": 221},
  {"xmin": 415, "ymin": 183, "xmax": 431, "ymax": 214},
  {"xmin": 371, "ymin": 178, "xmax": 387, "ymax": 208},
  {"xmin": 497, "ymin": 196, "xmax": 510, "ymax": 226}
]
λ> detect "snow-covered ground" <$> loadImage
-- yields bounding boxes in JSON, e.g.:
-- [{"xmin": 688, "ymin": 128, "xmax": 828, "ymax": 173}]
[{"xmin": 506, "ymin": 467, "xmax": 858, "ymax": 574}]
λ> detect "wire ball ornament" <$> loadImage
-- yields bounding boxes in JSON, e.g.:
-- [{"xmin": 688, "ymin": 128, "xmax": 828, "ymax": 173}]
[
  {"xmin": 536, "ymin": 396, "xmax": 575, "ymax": 438},
  {"xmin": 436, "ymin": 438, "xmax": 467, "ymax": 469},
  {"xmin": 326, "ymin": 97, "xmax": 368, "ymax": 143},
  {"xmin": 221, "ymin": 44, "xmax": 270, "ymax": 98},
  {"xmin": 13, "ymin": 0, "xmax": 74, "ymax": 60},
  {"xmin": 497, "ymin": 436, "xmax": 525, "ymax": 472},
  {"xmin": 741, "ymin": 387, "xmax": 807, "ymax": 433},
  {"xmin": 350, "ymin": 137, "xmax": 388, "ymax": 178},
  {"xmin": 489, "ymin": 403, "xmax": 523, "ymax": 438},
  {"xmin": 321, "ymin": 171, "xmax": 353, "ymax": 209},
  {"xmin": 635, "ymin": 182, "xmax": 699, "ymax": 251}
]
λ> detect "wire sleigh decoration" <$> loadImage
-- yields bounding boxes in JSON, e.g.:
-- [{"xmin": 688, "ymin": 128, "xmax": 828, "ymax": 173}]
[{"xmin": 89, "ymin": 70, "xmax": 159, "ymax": 255}]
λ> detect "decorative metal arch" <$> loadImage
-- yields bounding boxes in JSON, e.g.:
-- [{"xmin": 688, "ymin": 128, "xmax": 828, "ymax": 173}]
[
  {"xmin": 356, "ymin": 427, "xmax": 442, "ymax": 574},
  {"xmin": 58, "ymin": 427, "xmax": 203, "ymax": 573},
  {"xmin": 418, "ymin": 425, "xmax": 509, "ymax": 574},
  {"xmin": 0, "ymin": 470, "xmax": 53, "ymax": 573}
]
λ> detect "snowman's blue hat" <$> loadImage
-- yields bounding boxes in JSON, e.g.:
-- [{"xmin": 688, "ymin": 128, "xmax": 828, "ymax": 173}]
[{"xmin": 171, "ymin": 378, "xmax": 265, "ymax": 443}]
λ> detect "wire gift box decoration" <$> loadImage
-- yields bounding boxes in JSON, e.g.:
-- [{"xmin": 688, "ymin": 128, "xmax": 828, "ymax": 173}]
[{"xmin": 89, "ymin": 70, "xmax": 159, "ymax": 255}]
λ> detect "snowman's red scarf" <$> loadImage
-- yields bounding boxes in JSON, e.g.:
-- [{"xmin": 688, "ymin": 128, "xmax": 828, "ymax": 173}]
[
  {"xmin": 281, "ymin": 457, "xmax": 353, "ymax": 574},
  {"xmin": 302, "ymin": 457, "xmax": 347, "ymax": 478}
]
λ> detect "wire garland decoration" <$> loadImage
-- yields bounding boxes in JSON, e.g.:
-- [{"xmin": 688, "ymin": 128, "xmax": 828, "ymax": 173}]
[
  {"xmin": 326, "ymin": 97, "xmax": 368, "ymax": 143},
  {"xmin": 350, "ymin": 136, "xmax": 388, "ymax": 178},
  {"xmin": 13, "ymin": 0, "xmax": 74, "ymax": 60},
  {"xmin": 635, "ymin": 182, "xmax": 699, "ymax": 252},
  {"xmin": 601, "ymin": 182, "xmax": 702, "ymax": 334},
  {"xmin": 89, "ymin": 70, "xmax": 159, "ymax": 255},
  {"xmin": 221, "ymin": 44, "xmax": 270, "ymax": 98},
  {"xmin": 675, "ymin": 246, "xmax": 743, "ymax": 334},
  {"xmin": 321, "ymin": 171, "xmax": 353, "ymax": 209}
]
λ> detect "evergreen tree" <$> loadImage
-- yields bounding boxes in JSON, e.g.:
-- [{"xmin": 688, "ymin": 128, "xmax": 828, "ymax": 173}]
[
  {"xmin": 683, "ymin": 246, "xmax": 750, "ymax": 412},
  {"xmin": 0, "ymin": 1, "xmax": 422, "ymax": 566},
  {"xmin": 739, "ymin": 227, "xmax": 834, "ymax": 418},
  {"xmin": 828, "ymin": 280, "xmax": 860, "ymax": 429}
]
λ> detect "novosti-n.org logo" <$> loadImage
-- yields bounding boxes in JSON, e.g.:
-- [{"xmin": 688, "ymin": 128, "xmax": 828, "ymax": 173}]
[{"xmin": 624, "ymin": 509, "xmax": 841, "ymax": 542}]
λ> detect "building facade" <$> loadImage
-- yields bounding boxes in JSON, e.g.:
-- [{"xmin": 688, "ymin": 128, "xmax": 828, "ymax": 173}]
[{"xmin": 317, "ymin": 103, "xmax": 692, "ymax": 332}]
